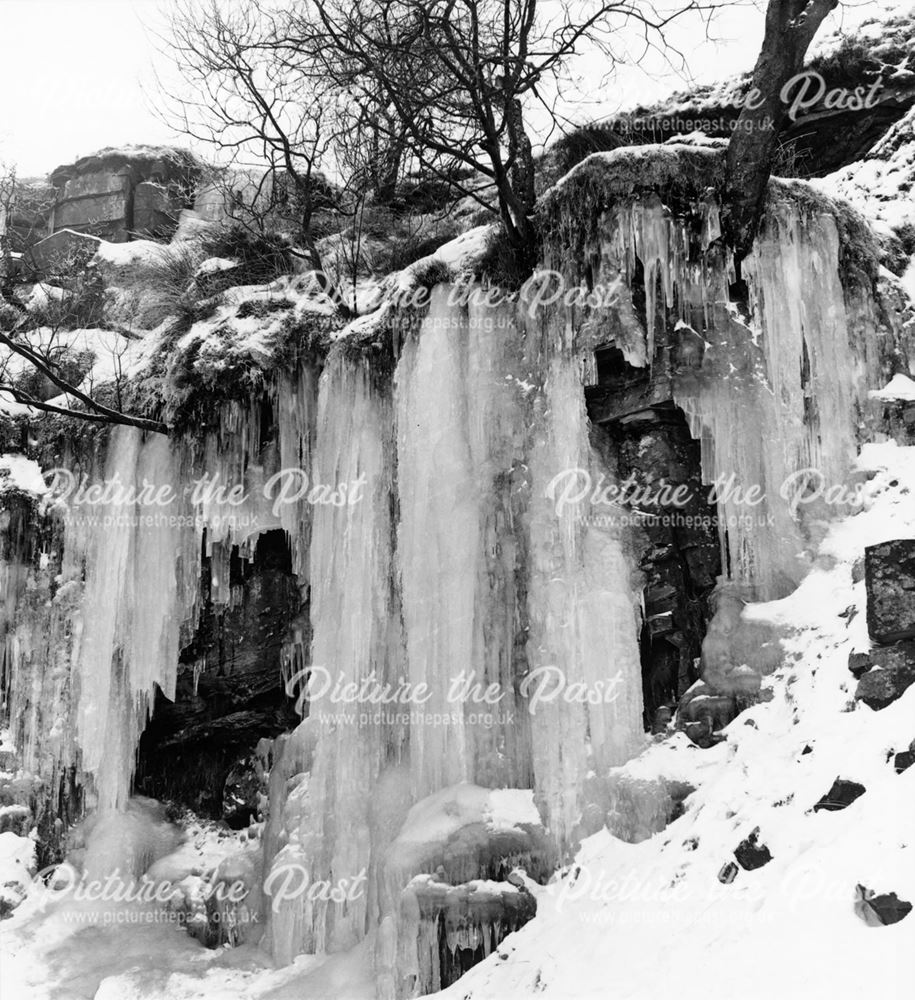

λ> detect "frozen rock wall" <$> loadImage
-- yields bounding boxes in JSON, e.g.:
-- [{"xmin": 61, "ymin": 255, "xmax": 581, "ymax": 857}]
[{"xmin": 2, "ymin": 143, "xmax": 912, "ymax": 997}]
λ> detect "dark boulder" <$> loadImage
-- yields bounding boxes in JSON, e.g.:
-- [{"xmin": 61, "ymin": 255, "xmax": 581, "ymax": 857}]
[
  {"xmin": 222, "ymin": 743, "xmax": 270, "ymax": 829},
  {"xmin": 893, "ymin": 738, "xmax": 915, "ymax": 774},
  {"xmin": 812, "ymin": 778, "xmax": 866, "ymax": 813},
  {"xmin": 847, "ymin": 651, "xmax": 872, "ymax": 680},
  {"xmin": 734, "ymin": 828, "xmax": 773, "ymax": 871},
  {"xmin": 854, "ymin": 885, "xmax": 912, "ymax": 926},
  {"xmin": 717, "ymin": 861, "xmax": 739, "ymax": 884},
  {"xmin": 864, "ymin": 540, "xmax": 915, "ymax": 643},
  {"xmin": 853, "ymin": 642, "xmax": 915, "ymax": 709}
]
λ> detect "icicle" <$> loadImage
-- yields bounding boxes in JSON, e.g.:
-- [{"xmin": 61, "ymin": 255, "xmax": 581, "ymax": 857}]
[
  {"xmin": 266, "ymin": 346, "xmax": 396, "ymax": 961},
  {"xmin": 192, "ymin": 658, "xmax": 205, "ymax": 696},
  {"xmin": 523, "ymin": 346, "xmax": 645, "ymax": 853},
  {"xmin": 674, "ymin": 192, "xmax": 876, "ymax": 599},
  {"xmin": 74, "ymin": 427, "xmax": 192, "ymax": 818}
]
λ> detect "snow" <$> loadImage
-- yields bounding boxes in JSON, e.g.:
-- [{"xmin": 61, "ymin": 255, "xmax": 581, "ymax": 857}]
[
  {"xmin": 0, "ymin": 391, "xmax": 33, "ymax": 417},
  {"xmin": 195, "ymin": 257, "xmax": 239, "ymax": 277},
  {"xmin": 431, "ymin": 224, "xmax": 491, "ymax": 271},
  {"xmin": 814, "ymin": 106, "xmax": 915, "ymax": 233},
  {"xmin": 94, "ymin": 239, "xmax": 171, "ymax": 267},
  {"xmin": 870, "ymin": 373, "xmax": 915, "ymax": 400},
  {"xmin": 21, "ymin": 282, "xmax": 66, "ymax": 312},
  {"xmin": 0, "ymin": 454, "xmax": 48, "ymax": 496},
  {"xmin": 167, "ymin": 276, "xmax": 337, "ymax": 392},
  {"xmin": 0, "ymin": 830, "xmax": 36, "ymax": 915},
  {"xmin": 903, "ymin": 259, "xmax": 915, "ymax": 300},
  {"xmin": 394, "ymin": 785, "xmax": 542, "ymax": 850},
  {"xmin": 1, "ymin": 323, "xmax": 167, "ymax": 419}
]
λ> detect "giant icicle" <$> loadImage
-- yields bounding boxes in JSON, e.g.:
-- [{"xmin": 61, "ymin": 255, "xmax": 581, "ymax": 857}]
[
  {"xmin": 523, "ymin": 304, "xmax": 645, "ymax": 852},
  {"xmin": 266, "ymin": 346, "xmax": 397, "ymax": 961}
]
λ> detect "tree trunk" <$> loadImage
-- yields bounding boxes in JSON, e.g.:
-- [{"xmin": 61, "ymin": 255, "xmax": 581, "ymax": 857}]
[
  {"xmin": 502, "ymin": 91, "xmax": 538, "ymax": 270},
  {"xmin": 724, "ymin": 0, "xmax": 837, "ymax": 261}
]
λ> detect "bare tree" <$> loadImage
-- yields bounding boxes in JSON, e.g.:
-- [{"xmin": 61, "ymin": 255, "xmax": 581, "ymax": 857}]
[
  {"xmin": 0, "ymin": 328, "xmax": 168, "ymax": 434},
  {"xmin": 303, "ymin": 1, "xmax": 728, "ymax": 268},
  {"xmin": 724, "ymin": 0, "xmax": 838, "ymax": 260},
  {"xmin": 163, "ymin": 1, "xmax": 730, "ymax": 274},
  {"xmin": 161, "ymin": 0, "xmax": 348, "ymax": 300}
]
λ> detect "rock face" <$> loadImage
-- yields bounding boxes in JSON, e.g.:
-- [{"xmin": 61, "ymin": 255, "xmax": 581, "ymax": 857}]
[
  {"xmin": 47, "ymin": 146, "xmax": 200, "ymax": 243},
  {"xmin": 597, "ymin": 396, "xmax": 720, "ymax": 727},
  {"xmin": 864, "ymin": 540, "xmax": 915, "ymax": 643},
  {"xmin": 894, "ymin": 740, "xmax": 915, "ymax": 773}
]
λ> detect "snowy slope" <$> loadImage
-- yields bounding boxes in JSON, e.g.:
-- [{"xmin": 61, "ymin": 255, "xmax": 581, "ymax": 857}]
[
  {"xmin": 430, "ymin": 441, "xmax": 915, "ymax": 1000},
  {"xmin": 816, "ymin": 106, "xmax": 915, "ymax": 235}
]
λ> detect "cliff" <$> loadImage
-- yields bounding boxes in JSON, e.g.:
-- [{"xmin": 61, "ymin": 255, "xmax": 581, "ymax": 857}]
[{"xmin": 1, "ymin": 12, "xmax": 915, "ymax": 1000}]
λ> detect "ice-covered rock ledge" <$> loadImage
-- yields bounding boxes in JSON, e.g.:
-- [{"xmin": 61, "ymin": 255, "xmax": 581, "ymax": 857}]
[{"xmin": 536, "ymin": 143, "xmax": 913, "ymax": 601}]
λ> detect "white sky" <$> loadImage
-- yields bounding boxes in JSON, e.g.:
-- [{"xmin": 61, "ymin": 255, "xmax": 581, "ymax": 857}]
[{"xmin": 0, "ymin": 0, "xmax": 901, "ymax": 179}]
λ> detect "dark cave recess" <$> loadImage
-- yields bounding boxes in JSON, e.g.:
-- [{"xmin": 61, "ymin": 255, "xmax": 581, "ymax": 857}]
[{"xmin": 135, "ymin": 529, "xmax": 304, "ymax": 824}]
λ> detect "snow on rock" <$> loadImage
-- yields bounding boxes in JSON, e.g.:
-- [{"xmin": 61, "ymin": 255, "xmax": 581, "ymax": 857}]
[
  {"xmin": 0, "ymin": 455, "xmax": 48, "ymax": 496},
  {"xmin": 94, "ymin": 239, "xmax": 171, "ymax": 267},
  {"xmin": 328, "ymin": 224, "xmax": 496, "ymax": 344},
  {"xmin": 20, "ymin": 283, "xmax": 66, "ymax": 312},
  {"xmin": 195, "ymin": 256, "xmax": 240, "ymax": 277},
  {"xmin": 870, "ymin": 373, "xmax": 915, "ymax": 400},
  {"xmin": 393, "ymin": 785, "xmax": 542, "ymax": 851},
  {"xmin": 431, "ymin": 224, "xmax": 493, "ymax": 272},
  {"xmin": 144, "ymin": 814, "xmax": 254, "ymax": 888},
  {"xmin": 0, "ymin": 830, "xmax": 36, "ymax": 916},
  {"xmin": 0, "ymin": 392, "xmax": 32, "ymax": 418}
]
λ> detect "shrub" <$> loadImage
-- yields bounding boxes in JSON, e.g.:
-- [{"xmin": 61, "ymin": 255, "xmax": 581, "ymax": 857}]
[
  {"xmin": 199, "ymin": 224, "xmax": 294, "ymax": 285},
  {"xmin": 0, "ymin": 300, "xmax": 22, "ymax": 332},
  {"xmin": 113, "ymin": 239, "xmax": 212, "ymax": 330},
  {"xmin": 475, "ymin": 224, "xmax": 533, "ymax": 291},
  {"xmin": 30, "ymin": 263, "xmax": 107, "ymax": 330}
]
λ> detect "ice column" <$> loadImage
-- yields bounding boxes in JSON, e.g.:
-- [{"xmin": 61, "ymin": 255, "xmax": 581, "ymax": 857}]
[
  {"xmin": 523, "ymin": 308, "xmax": 645, "ymax": 854},
  {"xmin": 267, "ymin": 347, "xmax": 396, "ymax": 960}
]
